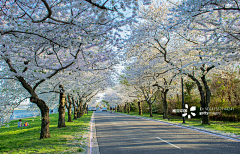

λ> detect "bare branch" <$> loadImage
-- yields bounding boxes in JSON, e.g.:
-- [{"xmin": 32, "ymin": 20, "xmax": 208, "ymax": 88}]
[
  {"xmin": 2, "ymin": 30, "xmax": 67, "ymax": 48},
  {"xmin": 38, "ymin": 91, "xmax": 61, "ymax": 95},
  {"xmin": 175, "ymin": 32, "xmax": 198, "ymax": 45},
  {"xmin": 33, "ymin": 47, "xmax": 82, "ymax": 91},
  {"xmin": 84, "ymin": 0, "xmax": 114, "ymax": 11},
  {"xmin": 53, "ymin": 45, "xmax": 63, "ymax": 68}
]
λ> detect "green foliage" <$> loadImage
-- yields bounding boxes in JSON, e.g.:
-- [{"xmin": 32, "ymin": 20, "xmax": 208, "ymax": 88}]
[
  {"xmin": 78, "ymin": 148, "xmax": 85, "ymax": 152},
  {"xmin": 208, "ymin": 72, "xmax": 240, "ymax": 121},
  {"xmin": 130, "ymin": 102, "xmax": 138, "ymax": 112},
  {"xmin": 0, "ymin": 112, "xmax": 92, "ymax": 153},
  {"xmin": 142, "ymin": 101, "xmax": 150, "ymax": 113},
  {"xmin": 125, "ymin": 66, "xmax": 131, "ymax": 71},
  {"xmin": 102, "ymin": 100, "xmax": 110, "ymax": 108},
  {"xmin": 184, "ymin": 81, "xmax": 196, "ymax": 96}
]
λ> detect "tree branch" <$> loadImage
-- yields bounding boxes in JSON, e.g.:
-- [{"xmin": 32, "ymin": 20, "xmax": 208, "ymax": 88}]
[
  {"xmin": 84, "ymin": 0, "xmax": 114, "ymax": 11},
  {"xmin": 2, "ymin": 30, "xmax": 67, "ymax": 48},
  {"xmin": 33, "ymin": 47, "xmax": 81, "ymax": 91}
]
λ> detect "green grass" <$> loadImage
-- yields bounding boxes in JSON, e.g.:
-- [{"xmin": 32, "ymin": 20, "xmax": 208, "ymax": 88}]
[
  {"xmin": 121, "ymin": 112, "xmax": 240, "ymax": 136},
  {"xmin": 0, "ymin": 111, "xmax": 93, "ymax": 154}
]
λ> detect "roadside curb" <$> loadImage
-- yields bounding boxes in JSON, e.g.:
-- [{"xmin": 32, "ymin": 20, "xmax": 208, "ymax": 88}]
[
  {"xmin": 117, "ymin": 112, "xmax": 240, "ymax": 142},
  {"xmin": 89, "ymin": 112, "xmax": 100, "ymax": 154}
]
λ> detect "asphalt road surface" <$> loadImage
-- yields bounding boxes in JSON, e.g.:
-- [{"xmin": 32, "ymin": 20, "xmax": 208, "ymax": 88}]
[{"xmin": 93, "ymin": 111, "xmax": 240, "ymax": 154}]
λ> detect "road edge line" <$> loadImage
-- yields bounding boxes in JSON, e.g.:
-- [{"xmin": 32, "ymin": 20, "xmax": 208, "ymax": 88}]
[{"xmin": 90, "ymin": 112, "xmax": 100, "ymax": 154}]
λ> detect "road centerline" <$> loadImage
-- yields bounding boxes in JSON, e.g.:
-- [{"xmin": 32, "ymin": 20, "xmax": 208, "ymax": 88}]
[{"xmin": 156, "ymin": 137, "xmax": 181, "ymax": 149}]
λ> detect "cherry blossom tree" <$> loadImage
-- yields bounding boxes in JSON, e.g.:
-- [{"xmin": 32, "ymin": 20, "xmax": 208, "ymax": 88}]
[
  {"xmin": 0, "ymin": 79, "xmax": 29, "ymax": 125},
  {"xmin": 119, "ymin": 62, "xmax": 160, "ymax": 117},
  {"xmin": 171, "ymin": 0, "xmax": 240, "ymax": 48},
  {"xmin": 0, "ymin": 0, "xmax": 138, "ymax": 138},
  {"xmin": 125, "ymin": 1, "xmax": 239, "ymax": 124}
]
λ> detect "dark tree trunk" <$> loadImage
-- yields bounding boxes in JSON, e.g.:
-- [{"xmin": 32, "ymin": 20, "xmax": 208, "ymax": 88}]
[
  {"xmin": 127, "ymin": 103, "xmax": 130, "ymax": 114},
  {"xmin": 67, "ymin": 106, "xmax": 72, "ymax": 122},
  {"xmin": 77, "ymin": 99, "xmax": 82, "ymax": 118},
  {"xmin": 148, "ymin": 102, "xmax": 153, "ymax": 117},
  {"xmin": 201, "ymin": 75, "xmax": 211, "ymax": 124},
  {"xmin": 66, "ymin": 95, "xmax": 73, "ymax": 122},
  {"xmin": 124, "ymin": 103, "xmax": 127, "ymax": 113},
  {"xmin": 77, "ymin": 107, "xmax": 81, "ymax": 118},
  {"xmin": 162, "ymin": 90, "xmax": 169, "ymax": 119},
  {"xmin": 30, "ymin": 97, "xmax": 50, "ymax": 139},
  {"xmin": 188, "ymin": 74, "xmax": 211, "ymax": 124},
  {"xmin": 58, "ymin": 92, "xmax": 66, "ymax": 128},
  {"xmin": 72, "ymin": 97, "xmax": 78, "ymax": 120},
  {"xmin": 138, "ymin": 101, "xmax": 142, "ymax": 115},
  {"xmin": 117, "ymin": 105, "xmax": 120, "ymax": 112}
]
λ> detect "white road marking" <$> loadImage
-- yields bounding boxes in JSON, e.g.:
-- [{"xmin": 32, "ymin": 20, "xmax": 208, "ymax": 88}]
[
  {"xmin": 121, "ymin": 113, "xmax": 240, "ymax": 142},
  {"xmin": 156, "ymin": 137, "xmax": 181, "ymax": 149}
]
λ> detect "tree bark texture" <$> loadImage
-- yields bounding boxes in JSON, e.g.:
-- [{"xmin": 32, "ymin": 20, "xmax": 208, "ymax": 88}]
[
  {"xmin": 124, "ymin": 103, "xmax": 127, "ymax": 113},
  {"xmin": 66, "ymin": 95, "xmax": 73, "ymax": 122},
  {"xmin": 77, "ymin": 99, "xmax": 82, "ymax": 118},
  {"xmin": 188, "ymin": 74, "xmax": 211, "ymax": 124},
  {"xmin": 81, "ymin": 103, "xmax": 87, "ymax": 117},
  {"xmin": 162, "ymin": 90, "xmax": 169, "ymax": 119},
  {"xmin": 30, "ymin": 97, "xmax": 50, "ymax": 139},
  {"xmin": 117, "ymin": 105, "xmax": 121, "ymax": 112},
  {"xmin": 58, "ymin": 92, "xmax": 66, "ymax": 128},
  {"xmin": 127, "ymin": 103, "xmax": 130, "ymax": 114},
  {"xmin": 138, "ymin": 101, "xmax": 142, "ymax": 115},
  {"xmin": 148, "ymin": 102, "xmax": 153, "ymax": 117},
  {"xmin": 201, "ymin": 75, "xmax": 211, "ymax": 124},
  {"xmin": 72, "ymin": 97, "xmax": 78, "ymax": 120}
]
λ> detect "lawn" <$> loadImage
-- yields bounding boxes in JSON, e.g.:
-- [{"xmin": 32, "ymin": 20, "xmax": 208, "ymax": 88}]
[
  {"xmin": 120, "ymin": 112, "xmax": 240, "ymax": 137},
  {"xmin": 0, "ymin": 111, "xmax": 93, "ymax": 154}
]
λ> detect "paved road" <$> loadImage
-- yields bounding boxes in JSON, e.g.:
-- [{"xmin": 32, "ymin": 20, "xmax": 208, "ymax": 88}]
[{"xmin": 93, "ymin": 111, "xmax": 240, "ymax": 154}]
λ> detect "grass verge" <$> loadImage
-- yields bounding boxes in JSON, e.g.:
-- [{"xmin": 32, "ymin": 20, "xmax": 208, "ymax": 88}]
[
  {"xmin": 0, "ymin": 111, "xmax": 93, "ymax": 154},
  {"xmin": 119, "ymin": 112, "xmax": 240, "ymax": 137}
]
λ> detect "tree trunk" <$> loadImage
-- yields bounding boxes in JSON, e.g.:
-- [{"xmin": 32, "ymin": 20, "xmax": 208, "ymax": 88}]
[
  {"xmin": 124, "ymin": 103, "xmax": 127, "ymax": 113},
  {"xmin": 148, "ymin": 102, "xmax": 153, "ymax": 117},
  {"xmin": 72, "ymin": 97, "xmax": 78, "ymax": 120},
  {"xmin": 127, "ymin": 103, "xmax": 130, "ymax": 114},
  {"xmin": 188, "ymin": 74, "xmax": 210, "ymax": 124},
  {"xmin": 77, "ymin": 99, "xmax": 82, "ymax": 118},
  {"xmin": 81, "ymin": 103, "xmax": 87, "ymax": 117},
  {"xmin": 117, "ymin": 105, "xmax": 120, "ymax": 112},
  {"xmin": 58, "ymin": 92, "xmax": 66, "ymax": 128},
  {"xmin": 138, "ymin": 101, "xmax": 142, "ymax": 115},
  {"xmin": 67, "ymin": 106, "xmax": 72, "ymax": 122},
  {"xmin": 162, "ymin": 90, "xmax": 168, "ymax": 119},
  {"xmin": 201, "ymin": 75, "xmax": 211, "ymax": 124},
  {"xmin": 30, "ymin": 97, "xmax": 50, "ymax": 139},
  {"xmin": 66, "ymin": 95, "xmax": 73, "ymax": 122}
]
